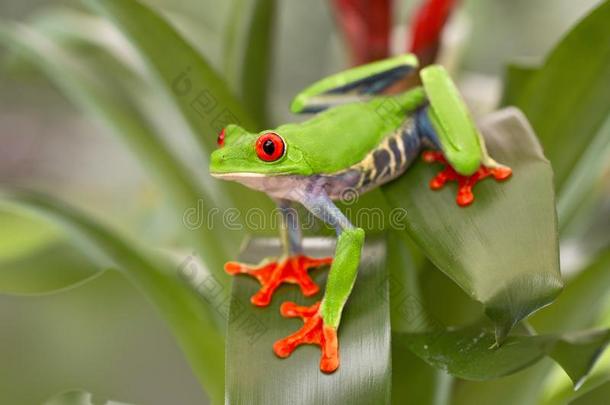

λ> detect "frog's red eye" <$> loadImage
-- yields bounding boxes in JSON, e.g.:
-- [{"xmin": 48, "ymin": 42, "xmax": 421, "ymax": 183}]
[
  {"xmin": 255, "ymin": 132, "xmax": 285, "ymax": 162},
  {"xmin": 217, "ymin": 128, "xmax": 226, "ymax": 147}
]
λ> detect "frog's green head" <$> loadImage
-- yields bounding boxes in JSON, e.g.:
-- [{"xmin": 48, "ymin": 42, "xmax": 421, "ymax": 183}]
[{"xmin": 209, "ymin": 124, "xmax": 310, "ymax": 178}]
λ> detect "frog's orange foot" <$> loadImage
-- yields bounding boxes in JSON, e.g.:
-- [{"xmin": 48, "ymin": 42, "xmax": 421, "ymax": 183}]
[
  {"xmin": 224, "ymin": 255, "xmax": 332, "ymax": 307},
  {"xmin": 273, "ymin": 301, "xmax": 339, "ymax": 373},
  {"xmin": 423, "ymin": 150, "xmax": 512, "ymax": 207}
]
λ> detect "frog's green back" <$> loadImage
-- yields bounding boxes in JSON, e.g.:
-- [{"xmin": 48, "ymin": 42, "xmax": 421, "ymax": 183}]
[{"xmin": 278, "ymin": 88, "xmax": 425, "ymax": 174}]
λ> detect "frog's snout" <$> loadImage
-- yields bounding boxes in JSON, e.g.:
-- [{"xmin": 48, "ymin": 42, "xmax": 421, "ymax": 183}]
[{"xmin": 209, "ymin": 149, "xmax": 226, "ymax": 173}]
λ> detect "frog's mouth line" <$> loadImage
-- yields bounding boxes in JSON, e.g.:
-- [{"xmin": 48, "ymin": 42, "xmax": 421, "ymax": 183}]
[
  {"xmin": 210, "ymin": 172, "xmax": 264, "ymax": 178},
  {"xmin": 210, "ymin": 172, "xmax": 292, "ymax": 179}
]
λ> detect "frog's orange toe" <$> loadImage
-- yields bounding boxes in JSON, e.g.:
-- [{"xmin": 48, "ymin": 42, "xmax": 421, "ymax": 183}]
[
  {"xmin": 273, "ymin": 301, "xmax": 339, "ymax": 373},
  {"xmin": 423, "ymin": 150, "xmax": 512, "ymax": 207},
  {"xmin": 224, "ymin": 255, "xmax": 332, "ymax": 307}
]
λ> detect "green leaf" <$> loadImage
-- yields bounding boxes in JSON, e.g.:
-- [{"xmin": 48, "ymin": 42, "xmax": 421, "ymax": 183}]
[
  {"xmin": 224, "ymin": 0, "xmax": 277, "ymax": 124},
  {"xmin": 453, "ymin": 362, "xmax": 554, "ymax": 405},
  {"xmin": 26, "ymin": 7, "xmax": 146, "ymax": 77},
  {"xmin": 84, "ymin": 0, "xmax": 257, "ymax": 148},
  {"xmin": 549, "ymin": 329, "xmax": 610, "ymax": 389},
  {"xmin": 0, "ymin": 211, "xmax": 100, "ymax": 295},
  {"xmin": 0, "ymin": 211, "xmax": 59, "ymax": 260},
  {"xmin": 500, "ymin": 63, "xmax": 539, "ymax": 107},
  {"xmin": 0, "ymin": 191, "xmax": 225, "ymax": 404},
  {"xmin": 453, "ymin": 249, "xmax": 610, "ymax": 405},
  {"xmin": 569, "ymin": 378, "xmax": 610, "ymax": 405},
  {"xmin": 43, "ymin": 389, "xmax": 132, "ymax": 405},
  {"xmin": 84, "ymin": 0, "xmax": 274, "ymax": 221},
  {"xmin": 398, "ymin": 325, "xmax": 609, "ymax": 387},
  {"xmin": 513, "ymin": 1, "xmax": 610, "ymax": 190},
  {"xmin": 0, "ymin": 22, "xmax": 234, "ymax": 283},
  {"xmin": 225, "ymin": 237, "xmax": 391, "ymax": 404},
  {"xmin": 532, "ymin": 249, "xmax": 610, "ymax": 333},
  {"xmin": 387, "ymin": 231, "xmax": 454, "ymax": 405},
  {"xmin": 557, "ymin": 116, "xmax": 610, "ymax": 233},
  {"xmin": 0, "ymin": 239, "xmax": 101, "ymax": 295},
  {"xmin": 223, "ymin": 0, "xmax": 248, "ymax": 88},
  {"xmin": 383, "ymin": 108, "xmax": 562, "ymax": 341}
]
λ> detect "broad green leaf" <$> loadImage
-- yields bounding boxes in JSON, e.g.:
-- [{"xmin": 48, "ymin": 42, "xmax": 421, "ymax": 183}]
[
  {"xmin": 383, "ymin": 108, "xmax": 562, "ymax": 341},
  {"xmin": 532, "ymin": 249, "xmax": 610, "ymax": 333},
  {"xmin": 84, "ymin": 0, "xmax": 257, "ymax": 147},
  {"xmin": 27, "ymin": 7, "xmax": 146, "ymax": 75},
  {"xmin": 0, "ymin": 211, "xmax": 100, "ymax": 295},
  {"xmin": 84, "ymin": 0, "xmax": 273, "ymax": 220},
  {"xmin": 514, "ymin": 1, "xmax": 610, "ymax": 190},
  {"xmin": 549, "ymin": 329, "xmax": 610, "ymax": 389},
  {"xmin": 418, "ymin": 258, "xmax": 485, "ymax": 328},
  {"xmin": 0, "ymin": 22, "xmax": 234, "ymax": 284},
  {"xmin": 23, "ymin": 6, "xmax": 248, "ymax": 222},
  {"xmin": 387, "ymin": 231, "xmax": 453, "ymax": 405},
  {"xmin": 238, "ymin": 0, "xmax": 275, "ymax": 123},
  {"xmin": 543, "ymin": 344, "xmax": 610, "ymax": 405},
  {"xmin": 454, "ymin": 249, "xmax": 610, "ymax": 405},
  {"xmin": 0, "ymin": 191, "xmax": 225, "ymax": 404},
  {"xmin": 453, "ymin": 361, "xmax": 554, "ymax": 405},
  {"xmin": 224, "ymin": 0, "xmax": 277, "ymax": 124},
  {"xmin": 0, "ymin": 211, "xmax": 59, "ymax": 261},
  {"xmin": 43, "ymin": 389, "xmax": 132, "ymax": 405},
  {"xmin": 557, "ymin": 115, "xmax": 610, "ymax": 233},
  {"xmin": 500, "ymin": 63, "xmax": 539, "ymax": 107},
  {"xmin": 392, "ymin": 347, "xmax": 453, "ymax": 405},
  {"xmin": 223, "ymin": 0, "xmax": 248, "ymax": 88},
  {"xmin": 569, "ymin": 378, "xmax": 610, "ymax": 405},
  {"xmin": 226, "ymin": 238, "xmax": 391, "ymax": 404},
  {"xmin": 398, "ymin": 325, "xmax": 609, "ymax": 386},
  {"xmin": 0, "ymin": 240, "xmax": 101, "ymax": 295}
]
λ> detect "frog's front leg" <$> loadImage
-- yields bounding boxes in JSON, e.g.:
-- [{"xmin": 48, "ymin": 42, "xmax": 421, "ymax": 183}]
[
  {"xmin": 419, "ymin": 65, "xmax": 512, "ymax": 206},
  {"xmin": 224, "ymin": 199, "xmax": 332, "ymax": 306},
  {"xmin": 273, "ymin": 190, "xmax": 364, "ymax": 373}
]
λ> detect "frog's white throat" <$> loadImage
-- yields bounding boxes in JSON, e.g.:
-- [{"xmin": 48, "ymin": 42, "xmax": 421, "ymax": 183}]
[{"xmin": 210, "ymin": 172, "xmax": 309, "ymax": 200}]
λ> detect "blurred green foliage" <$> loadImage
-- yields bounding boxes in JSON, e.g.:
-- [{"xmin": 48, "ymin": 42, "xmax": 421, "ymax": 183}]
[{"xmin": 0, "ymin": 0, "xmax": 609, "ymax": 404}]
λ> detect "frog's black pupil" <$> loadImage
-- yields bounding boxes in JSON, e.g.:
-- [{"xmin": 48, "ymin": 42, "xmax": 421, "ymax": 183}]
[{"xmin": 263, "ymin": 139, "xmax": 275, "ymax": 155}]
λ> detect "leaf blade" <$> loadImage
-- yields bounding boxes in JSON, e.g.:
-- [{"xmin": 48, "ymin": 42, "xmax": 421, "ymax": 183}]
[
  {"xmin": 397, "ymin": 325, "xmax": 609, "ymax": 385},
  {"xmin": 239, "ymin": 0, "xmax": 276, "ymax": 124},
  {"xmin": 0, "ymin": 239, "xmax": 102, "ymax": 296},
  {"xmin": 85, "ymin": 0, "xmax": 257, "ymax": 146},
  {"xmin": 0, "ymin": 191, "xmax": 226, "ymax": 404},
  {"xmin": 225, "ymin": 237, "xmax": 391, "ymax": 404},
  {"xmin": 383, "ymin": 108, "xmax": 562, "ymax": 341},
  {"xmin": 84, "ymin": 0, "xmax": 274, "ymax": 221},
  {"xmin": 514, "ymin": 1, "xmax": 610, "ymax": 190},
  {"xmin": 0, "ymin": 22, "xmax": 234, "ymax": 283}
]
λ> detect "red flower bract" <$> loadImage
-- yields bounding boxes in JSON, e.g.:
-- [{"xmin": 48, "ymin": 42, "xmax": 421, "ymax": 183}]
[
  {"xmin": 331, "ymin": 0, "xmax": 391, "ymax": 65},
  {"xmin": 409, "ymin": 0, "xmax": 459, "ymax": 65}
]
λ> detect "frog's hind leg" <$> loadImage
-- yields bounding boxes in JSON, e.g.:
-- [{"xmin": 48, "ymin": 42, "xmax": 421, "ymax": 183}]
[
  {"xmin": 291, "ymin": 53, "xmax": 419, "ymax": 114},
  {"xmin": 224, "ymin": 199, "xmax": 332, "ymax": 306},
  {"xmin": 273, "ymin": 190, "xmax": 364, "ymax": 373},
  {"xmin": 418, "ymin": 65, "xmax": 512, "ymax": 206}
]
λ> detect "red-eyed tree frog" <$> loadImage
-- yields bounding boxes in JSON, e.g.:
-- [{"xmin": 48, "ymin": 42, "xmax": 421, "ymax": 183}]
[{"xmin": 209, "ymin": 54, "xmax": 512, "ymax": 373}]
